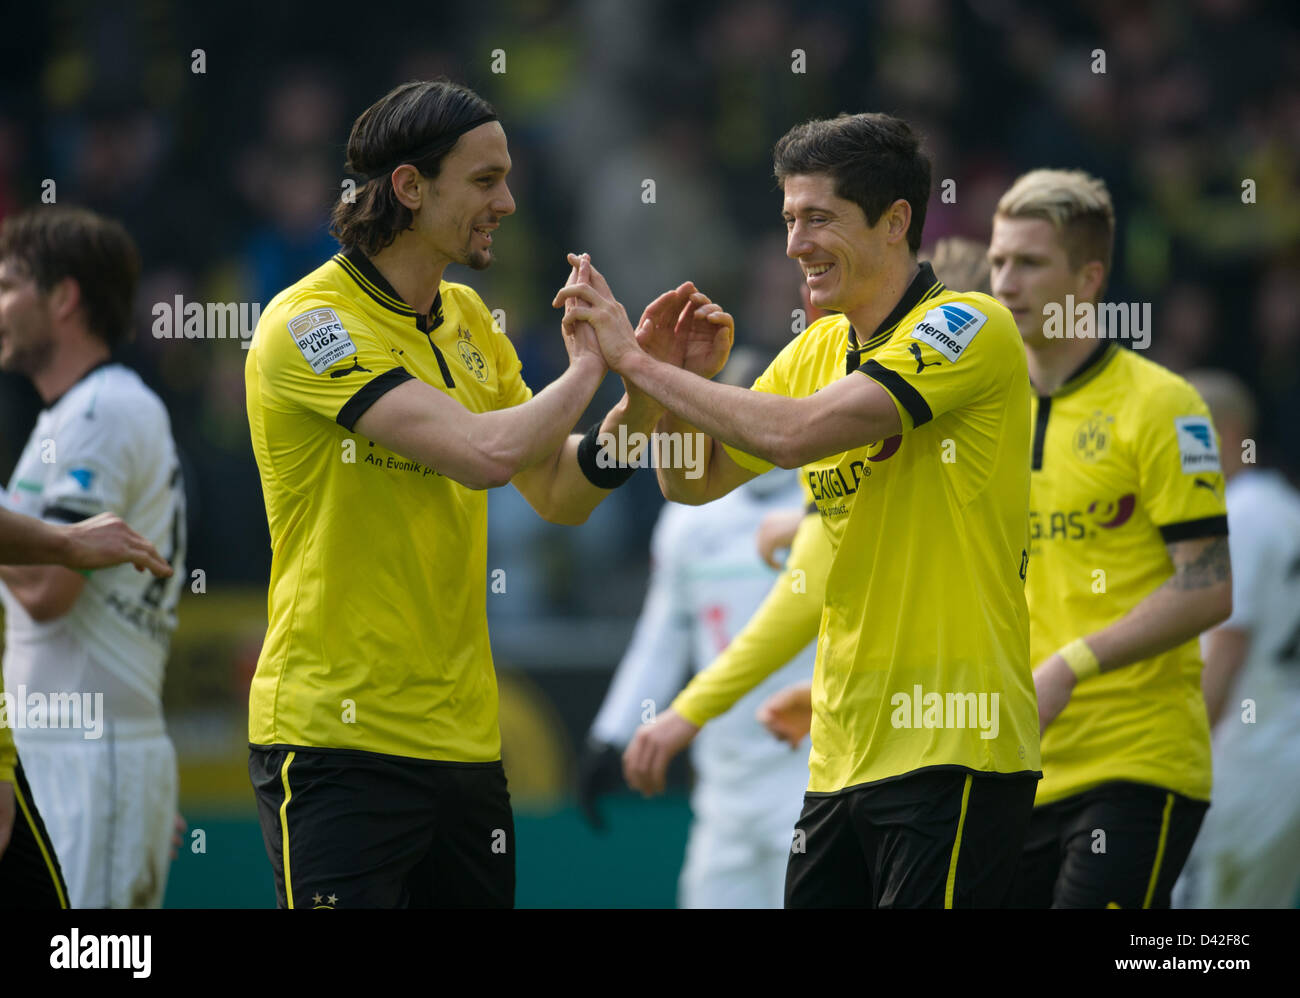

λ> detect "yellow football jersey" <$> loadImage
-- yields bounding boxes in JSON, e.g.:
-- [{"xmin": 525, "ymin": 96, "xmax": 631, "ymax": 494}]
[
  {"xmin": 245, "ymin": 249, "xmax": 531, "ymax": 762},
  {"xmin": 1028, "ymin": 344, "xmax": 1225, "ymax": 805},
  {"xmin": 721, "ymin": 263, "xmax": 1040, "ymax": 795}
]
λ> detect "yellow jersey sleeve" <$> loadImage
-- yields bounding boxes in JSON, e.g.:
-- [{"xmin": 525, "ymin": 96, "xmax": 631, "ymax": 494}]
[
  {"xmin": 256, "ymin": 301, "xmax": 414, "ymax": 431},
  {"xmin": 0, "ymin": 696, "xmax": 15, "ymax": 783},
  {"xmin": 672, "ymin": 512, "xmax": 829, "ymax": 726},
  {"xmin": 859, "ymin": 295, "xmax": 1006, "ymax": 431},
  {"xmin": 1134, "ymin": 377, "xmax": 1229, "ymax": 537},
  {"xmin": 720, "ymin": 332, "xmax": 807, "ymax": 475},
  {"xmin": 489, "ymin": 313, "xmax": 532, "ymax": 410}
]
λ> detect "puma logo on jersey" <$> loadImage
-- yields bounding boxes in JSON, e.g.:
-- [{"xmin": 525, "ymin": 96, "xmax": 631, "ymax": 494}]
[
  {"xmin": 908, "ymin": 342, "xmax": 940, "ymax": 373},
  {"xmin": 328, "ymin": 359, "xmax": 372, "ymax": 379}
]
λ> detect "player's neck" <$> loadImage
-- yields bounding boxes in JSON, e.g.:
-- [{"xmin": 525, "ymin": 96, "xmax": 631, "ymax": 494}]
[
  {"xmin": 1024, "ymin": 334, "xmax": 1101, "ymax": 396},
  {"xmin": 843, "ymin": 256, "xmax": 921, "ymax": 342},
  {"xmin": 33, "ymin": 339, "xmax": 110, "ymax": 406},
  {"xmin": 368, "ymin": 240, "xmax": 447, "ymax": 317}
]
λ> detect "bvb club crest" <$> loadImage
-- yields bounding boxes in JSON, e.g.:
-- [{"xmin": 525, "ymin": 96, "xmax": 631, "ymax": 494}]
[
  {"xmin": 456, "ymin": 326, "xmax": 488, "ymax": 383},
  {"xmin": 1073, "ymin": 412, "xmax": 1114, "ymax": 462}
]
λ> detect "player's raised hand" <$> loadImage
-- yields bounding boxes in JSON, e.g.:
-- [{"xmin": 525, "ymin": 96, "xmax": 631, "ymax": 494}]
[
  {"xmin": 558, "ymin": 255, "xmax": 606, "ymax": 373},
  {"xmin": 757, "ymin": 680, "xmax": 813, "ymax": 748},
  {"xmin": 553, "ymin": 255, "xmax": 640, "ymax": 372},
  {"xmin": 634, "ymin": 283, "xmax": 696, "ymax": 366},
  {"xmin": 677, "ymin": 289, "xmax": 734, "ymax": 379},
  {"xmin": 61, "ymin": 512, "xmax": 171, "ymax": 577},
  {"xmin": 622, "ymin": 707, "xmax": 699, "ymax": 797}
]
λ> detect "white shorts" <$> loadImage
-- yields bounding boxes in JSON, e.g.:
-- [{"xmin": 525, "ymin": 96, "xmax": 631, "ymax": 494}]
[
  {"xmin": 1177, "ymin": 753, "xmax": 1300, "ymax": 909},
  {"xmin": 678, "ymin": 778, "xmax": 805, "ymax": 909},
  {"xmin": 16, "ymin": 725, "xmax": 177, "ymax": 908}
]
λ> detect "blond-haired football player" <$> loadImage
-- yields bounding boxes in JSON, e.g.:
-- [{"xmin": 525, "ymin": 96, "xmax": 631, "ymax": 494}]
[{"xmin": 989, "ymin": 169, "xmax": 1232, "ymax": 908}]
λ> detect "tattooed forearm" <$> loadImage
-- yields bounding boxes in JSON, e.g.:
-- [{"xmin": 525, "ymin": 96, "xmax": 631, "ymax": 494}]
[{"xmin": 1168, "ymin": 535, "xmax": 1231, "ymax": 590}]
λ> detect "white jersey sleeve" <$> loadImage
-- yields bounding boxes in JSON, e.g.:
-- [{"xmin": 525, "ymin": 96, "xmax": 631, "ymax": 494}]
[
  {"xmin": 588, "ymin": 504, "xmax": 694, "ymax": 747},
  {"xmin": 2, "ymin": 365, "xmax": 186, "ymax": 728},
  {"xmin": 1211, "ymin": 471, "xmax": 1300, "ymax": 754},
  {"xmin": 1221, "ymin": 483, "xmax": 1273, "ymax": 633},
  {"xmin": 35, "ymin": 398, "xmax": 136, "ymax": 524}
]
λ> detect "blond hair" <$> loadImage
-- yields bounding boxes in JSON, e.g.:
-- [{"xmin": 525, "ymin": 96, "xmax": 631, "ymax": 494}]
[{"xmin": 996, "ymin": 169, "xmax": 1115, "ymax": 287}]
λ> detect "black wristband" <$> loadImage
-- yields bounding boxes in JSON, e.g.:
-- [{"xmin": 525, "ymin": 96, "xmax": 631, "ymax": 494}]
[{"xmin": 576, "ymin": 422, "xmax": 637, "ymax": 489}]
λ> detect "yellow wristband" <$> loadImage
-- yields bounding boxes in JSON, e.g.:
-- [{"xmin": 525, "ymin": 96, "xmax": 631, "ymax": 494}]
[{"xmin": 1058, "ymin": 638, "xmax": 1100, "ymax": 681}]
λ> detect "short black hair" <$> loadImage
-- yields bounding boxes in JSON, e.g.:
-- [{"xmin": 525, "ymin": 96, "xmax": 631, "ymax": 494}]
[
  {"xmin": 0, "ymin": 206, "xmax": 140, "ymax": 348},
  {"xmin": 773, "ymin": 113, "xmax": 931, "ymax": 254},
  {"xmin": 330, "ymin": 79, "xmax": 497, "ymax": 256}
]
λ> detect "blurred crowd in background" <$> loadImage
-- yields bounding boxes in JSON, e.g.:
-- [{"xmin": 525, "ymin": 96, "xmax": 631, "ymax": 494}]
[{"xmin": 1, "ymin": 0, "xmax": 1297, "ymax": 620}]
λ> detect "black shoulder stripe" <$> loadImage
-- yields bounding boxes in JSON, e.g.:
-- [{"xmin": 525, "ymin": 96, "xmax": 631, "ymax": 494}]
[
  {"xmin": 861, "ymin": 360, "xmax": 933, "ymax": 428},
  {"xmin": 41, "ymin": 506, "xmax": 95, "ymax": 524},
  {"xmin": 336, "ymin": 367, "xmax": 415, "ymax": 431},
  {"xmin": 1159, "ymin": 515, "xmax": 1229, "ymax": 544}
]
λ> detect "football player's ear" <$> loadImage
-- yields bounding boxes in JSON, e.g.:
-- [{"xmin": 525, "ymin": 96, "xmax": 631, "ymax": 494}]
[
  {"xmin": 390, "ymin": 164, "xmax": 423, "ymax": 211},
  {"xmin": 885, "ymin": 199, "xmax": 912, "ymax": 247},
  {"xmin": 1075, "ymin": 260, "xmax": 1105, "ymax": 303}
]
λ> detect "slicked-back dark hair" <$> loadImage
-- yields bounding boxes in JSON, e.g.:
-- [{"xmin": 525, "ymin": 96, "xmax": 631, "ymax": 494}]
[
  {"xmin": 330, "ymin": 79, "xmax": 497, "ymax": 256},
  {"xmin": 0, "ymin": 206, "xmax": 140, "ymax": 348},
  {"xmin": 773, "ymin": 113, "xmax": 931, "ymax": 254}
]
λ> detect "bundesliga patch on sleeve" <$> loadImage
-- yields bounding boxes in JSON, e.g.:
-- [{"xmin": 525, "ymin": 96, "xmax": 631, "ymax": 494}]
[
  {"xmin": 909, "ymin": 302, "xmax": 989, "ymax": 362},
  {"xmin": 1174, "ymin": 416, "xmax": 1221, "ymax": 474},
  {"xmin": 287, "ymin": 308, "xmax": 358, "ymax": 374}
]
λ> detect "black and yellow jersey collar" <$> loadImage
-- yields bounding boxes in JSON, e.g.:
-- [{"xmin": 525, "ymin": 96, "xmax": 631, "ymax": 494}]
[
  {"xmin": 334, "ymin": 247, "xmax": 445, "ymax": 334},
  {"xmin": 334, "ymin": 247, "xmax": 457, "ymax": 388},
  {"xmin": 846, "ymin": 261, "xmax": 946, "ymax": 368}
]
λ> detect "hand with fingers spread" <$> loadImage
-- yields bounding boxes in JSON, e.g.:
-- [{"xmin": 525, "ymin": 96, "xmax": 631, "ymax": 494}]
[
  {"xmin": 678, "ymin": 289, "xmax": 735, "ymax": 379},
  {"xmin": 632, "ymin": 281, "xmax": 735, "ymax": 379},
  {"xmin": 634, "ymin": 283, "xmax": 695, "ymax": 367},
  {"xmin": 622, "ymin": 707, "xmax": 699, "ymax": 797}
]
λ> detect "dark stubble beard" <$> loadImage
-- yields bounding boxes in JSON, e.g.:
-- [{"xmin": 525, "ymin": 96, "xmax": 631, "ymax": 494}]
[
  {"xmin": 464, "ymin": 242, "xmax": 493, "ymax": 271},
  {"xmin": 0, "ymin": 334, "xmax": 54, "ymax": 379}
]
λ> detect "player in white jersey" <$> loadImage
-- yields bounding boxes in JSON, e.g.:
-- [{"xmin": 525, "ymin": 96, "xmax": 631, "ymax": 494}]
[
  {"xmin": 1176, "ymin": 370, "xmax": 1300, "ymax": 909},
  {"xmin": 0, "ymin": 208, "xmax": 186, "ymax": 908},
  {"xmin": 580, "ymin": 352, "xmax": 813, "ymax": 908}
]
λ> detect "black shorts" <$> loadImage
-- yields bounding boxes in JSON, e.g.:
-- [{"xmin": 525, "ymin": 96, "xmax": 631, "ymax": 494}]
[
  {"xmin": 785, "ymin": 768, "xmax": 1038, "ymax": 908},
  {"xmin": 1008, "ymin": 780, "xmax": 1208, "ymax": 909},
  {"xmin": 249, "ymin": 745, "xmax": 515, "ymax": 909},
  {"xmin": 0, "ymin": 756, "xmax": 69, "ymax": 909}
]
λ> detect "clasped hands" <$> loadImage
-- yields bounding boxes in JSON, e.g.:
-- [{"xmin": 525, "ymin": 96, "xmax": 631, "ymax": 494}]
[{"xmin": 552, "ymin": 252, "xmax": 735, "ymax": 382}]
